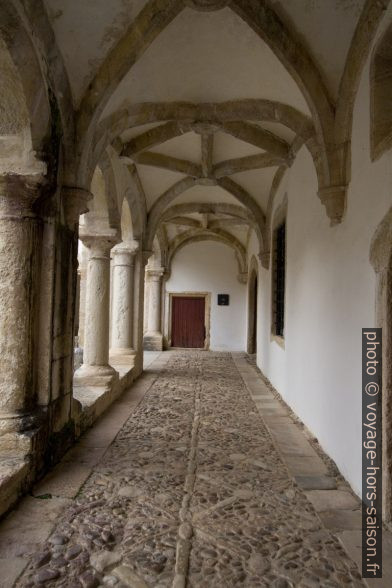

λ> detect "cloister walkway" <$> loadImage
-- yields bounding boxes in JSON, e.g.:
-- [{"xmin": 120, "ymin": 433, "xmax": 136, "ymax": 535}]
[{"xmin": 0, "ymin": 352, "xmax": 379, "ymax": 587}]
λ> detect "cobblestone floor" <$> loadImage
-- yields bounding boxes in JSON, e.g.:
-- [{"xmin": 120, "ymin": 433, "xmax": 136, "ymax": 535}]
[{"xmin": 16, "ymin": 352, "xmax": 364, "ymax": 587}]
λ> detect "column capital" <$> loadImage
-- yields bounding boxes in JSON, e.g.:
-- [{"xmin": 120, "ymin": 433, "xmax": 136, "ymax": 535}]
[
  {"xmin": 62, "ymin": 186, "xmax": 93, "ymax": 229},
  {"xmin": 112, "ymin": 240, "xmax": 139, "ymax": 267},
  {"xmin": 142, "ymin": 249, "xmax": 153, "ymax": 266},
  {"xmin": 0, "ymin": 173, "xmax": 44, "ymax": 217},
  {"xmin": 112, "ymin": 239, "xmax": 139, "ymax": 256},
  {"xmin": 258, "ymin": 250, "xmax": 270, "ymax": 270},
  {"xmin": 79, "ymin": 227, "xmax": 119, "ymax": 256},
  {"xmin": 237, "ymin": 271, "xmax": 248, "ymax": 284},
  {"xmin": 318, "ymin": 185, "xmax": 346, "ymax": 226},
  {"xmin": 145, "ymin": 267, "xmax": 165, "ymax": 281}
]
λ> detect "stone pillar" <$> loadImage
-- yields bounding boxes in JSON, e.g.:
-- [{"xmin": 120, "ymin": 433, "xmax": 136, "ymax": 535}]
[
  {"xmin": 110, "ymin": 240, "xmax": 139, "ymax": 357},
  {"xmin": 143, "ymin": 267, "xmax": 164, "ymax": 351},
  {"xmin": 0, "ymin": 174, "xmax": 43, "ymax": 438},
  {"xmin": 74, "ymin": 229, "xmax": 119, "ymax": 386}
]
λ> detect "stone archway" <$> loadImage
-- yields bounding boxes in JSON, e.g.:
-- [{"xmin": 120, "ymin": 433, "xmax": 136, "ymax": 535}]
[
  {"xmin": 247, "ymin": 256, "xmax": 259, "ymax": 355},
  {"xmin": 370, "ymin": 206, "xmax": 392, "ymax": 522}
]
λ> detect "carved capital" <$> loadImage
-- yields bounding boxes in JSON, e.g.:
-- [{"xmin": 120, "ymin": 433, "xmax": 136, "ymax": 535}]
[
  {"xmin": 146, "ymin": 267, "xmax": 165, "ymax": 281},
  {"xmin": 0, "ymin": 173, "xmax": 44, "ymax": 217},
  {"xmin": 112, "ymin": 240, "xmax": 140, "ymax": 266},
  {"xmin": 318, "ymin": 185, "xmax": 346, "ymax": 226},
  {"xmin": 258, "ymin": 251, "xmax": 270, "ymax": 270},
  {"xmin": 79, "ymin": 227, "xmax": 119, "ymax": 258},
  {"xmin": 163, "ymin": 268, "xmax": 171, "ymax": 281},
  {"xmin": 237, "ymin": 271, "xmax": 248, "ymax": 284},
  {"xmin": 142, "ymin": 249, "xmax": 153, "ymax": 266},
  {"xmin": 62, "ymin": 187, "xmax": 93, "ymax": 229}
]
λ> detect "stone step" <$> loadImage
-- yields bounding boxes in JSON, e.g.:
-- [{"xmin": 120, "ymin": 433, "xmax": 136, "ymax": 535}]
[
  {"xmin": 294, "ymin": 475, "xmax": 337, "ymax": 490},
  {"xmin": 0, "ymin": 456, "xmax": 30, "ymax": 518}
]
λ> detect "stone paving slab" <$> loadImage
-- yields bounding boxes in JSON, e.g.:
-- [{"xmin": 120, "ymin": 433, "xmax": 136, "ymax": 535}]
[
  {"xmin": 267, "ymin": 424, "xmax": 318, "ymax": 457},
  {"xmin": 336, "ymin": 529, "xmax": 392, "ymax": 588},
  {"xmin": 319, "ymin": 509, "xmax": 362, "ymax": 531},
  {"xmin": 0, "ymin": 558, "xmax": 29, "ymax": 587},
  {"xmin": 3, "ymin": 351, "xmax": 366, "ymax": 587},
  {"xmin": 0, "ymin": 457, "xmax": 31, "ymax": 517},
  {"xmin": 305, "ymin": 490, "xmax": 360, "ymax": 512},
  {"xmin": 0, "ymin": 497, "xmax": 71, "ymax": 558},
  {"xmin": 33, "ymin": 463, "xmax": 93, "ymax": 500},
  {"xmin": 294, "ymin": 475, "xmax": 337, "ymax": 490},
  {"xmin": 283, "ymin": 454, "xmax": 329, "ymax": 476}
]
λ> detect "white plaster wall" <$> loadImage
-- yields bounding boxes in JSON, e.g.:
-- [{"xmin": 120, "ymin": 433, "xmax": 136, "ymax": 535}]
[
  {"xmin": 165, "ymin": 241, "xmax": 247, "ymax": 351},
  {"xmin": 254, "ymin": 47, "xmax": 392, "ymax": 498}
]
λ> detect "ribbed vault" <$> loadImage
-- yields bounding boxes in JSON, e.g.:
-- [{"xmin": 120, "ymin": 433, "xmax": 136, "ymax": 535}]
[{"xmin": 37, "ymin": 0, "xmax": 388, "ymax": 268}]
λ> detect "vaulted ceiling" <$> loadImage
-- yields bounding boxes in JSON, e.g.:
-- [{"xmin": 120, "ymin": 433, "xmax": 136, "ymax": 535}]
[{"xmin": 42, "ymin": 0, "xmax": 367, "ymax": 268}]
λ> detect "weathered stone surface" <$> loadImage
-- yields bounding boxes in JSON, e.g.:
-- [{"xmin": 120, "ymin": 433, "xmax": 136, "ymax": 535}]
[
  {"xmin": 0, "ymin": 557, "xmax": 27, "ymax": 586},
  {"xmin": 112, "ymin": 565, "xmax": 149, "ymax": 587},
  {"xmin": 35, "ymin": 568, "xmax": 60, "ymax": 583},
  {"xmin": 319, "ymin": 509, "xmax": 362, "ymax": 531},
  {"xmin": 305, "ymin": 489, "xmax": 360, "ymax": 512},
  {"xmin": 294, "ymin": 475, "xmax": 337, "ymax": 490},
  {"xmin": 90, "ymin": 550, "xmax": 122, "ymax": 572},
  {"xmin": 12, "ymin": 352, "xmax": 364, "ymax": 587}
]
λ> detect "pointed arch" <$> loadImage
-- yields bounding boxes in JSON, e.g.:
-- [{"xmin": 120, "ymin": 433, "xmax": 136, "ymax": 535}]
[
  {"xmin": 76, "ymin": 0, "xmax": 341, "ymax": 209},
  {"xmin": 167, "ymin": 228, "xmax": 247, "ymax": 278},
  {"xmin": 145, "ymin": 176, "xmax": 266, "ymax": 254}
]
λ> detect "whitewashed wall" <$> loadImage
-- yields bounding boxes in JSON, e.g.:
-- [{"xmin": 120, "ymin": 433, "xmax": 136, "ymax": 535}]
[
  {"xmin": 165, "ymin": 241, "xmax": 247, "ymax": 351},
  {"xmin": 251, "ymin": 31, "xmax": 392, "ymax": 498}
]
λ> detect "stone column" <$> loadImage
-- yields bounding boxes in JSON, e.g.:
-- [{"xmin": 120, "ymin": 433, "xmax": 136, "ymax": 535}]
[
  {"xmin": 0, "ymin": 174, "xmax": 42, "ymax": 438},
  {"xmin": 74, "ymin": 229, "xmax": 119, "ymax": 386},
  {"xmin": 110, "ymin": 240, "xmax": 139, "ymax": 357},
  {"xmin": 143, "ymin": 267, "xmax": 164, "ymax": 351}
]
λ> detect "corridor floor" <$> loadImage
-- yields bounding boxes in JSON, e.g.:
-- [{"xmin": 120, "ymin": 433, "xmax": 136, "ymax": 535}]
[{"xmin": 4, "ymin": 352, "xmax": 365, "ymax": 587}]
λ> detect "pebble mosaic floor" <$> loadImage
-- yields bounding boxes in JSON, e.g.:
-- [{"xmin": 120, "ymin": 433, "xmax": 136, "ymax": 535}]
[{"xmin": 16, "ymin": 352, "xmax": 364, "ymax": 587}]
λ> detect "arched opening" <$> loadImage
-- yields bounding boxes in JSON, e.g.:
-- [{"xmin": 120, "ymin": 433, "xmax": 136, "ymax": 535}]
[{"xmin": 164, "ymin": 239, "xmax": 247, "ymax": 351}]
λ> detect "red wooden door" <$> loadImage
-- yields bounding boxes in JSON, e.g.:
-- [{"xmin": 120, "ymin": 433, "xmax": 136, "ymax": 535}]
[{"xmin": 171, "ymin": 297, "xmax": 205, "ymax": 348}]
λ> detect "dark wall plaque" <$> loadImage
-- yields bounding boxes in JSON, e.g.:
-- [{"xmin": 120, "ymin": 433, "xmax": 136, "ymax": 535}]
[{"xmin": 217, "ymin": 294, "xmax": 229, "ymax": 306}]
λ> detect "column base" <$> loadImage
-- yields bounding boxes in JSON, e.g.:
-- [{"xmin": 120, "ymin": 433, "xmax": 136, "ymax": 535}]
[
  {"xmin": 73, "ymin": 364, "xmax": 119, "ymax": 387},
  {"xmin": 110, "ymin": 347, "xmax": 136, "ymax": 359},
  {"xmin": 143, "ymin": 332, "xmax": 163, "ymax": 351}
]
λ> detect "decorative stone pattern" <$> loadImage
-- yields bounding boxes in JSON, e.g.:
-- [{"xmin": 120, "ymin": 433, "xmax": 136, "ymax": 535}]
[{"xmin": 16, "ymin": 352, "xmax": 364, "ymax": 587}]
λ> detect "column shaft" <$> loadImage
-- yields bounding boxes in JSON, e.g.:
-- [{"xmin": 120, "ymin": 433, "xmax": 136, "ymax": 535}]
[
  {"xmin": 111, "ymin": 241, "xmax": 138, "ymax": 355},
  {"xmin": 84, "ymin": 245, "xmax": 111, "ymax": 365},
  {"xmin": 143, "ymin": 268, "xmax": 164, "ymax": 351},
  {"xmin": 0, "ymin": 175, "xmax": 41, "ymax": 434},
  {"xmin": 147, "ymin": 275, "xmax": 162, "ymax": 333},
  {"xmin": 74, "ymin": 231, "xmax": 118, "ymax": 385}
]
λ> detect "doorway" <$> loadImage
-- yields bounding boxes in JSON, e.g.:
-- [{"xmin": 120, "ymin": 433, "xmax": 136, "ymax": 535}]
[{"xmin": 171, "ymin": 296, "xmax": 206, "ymax": 348}]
